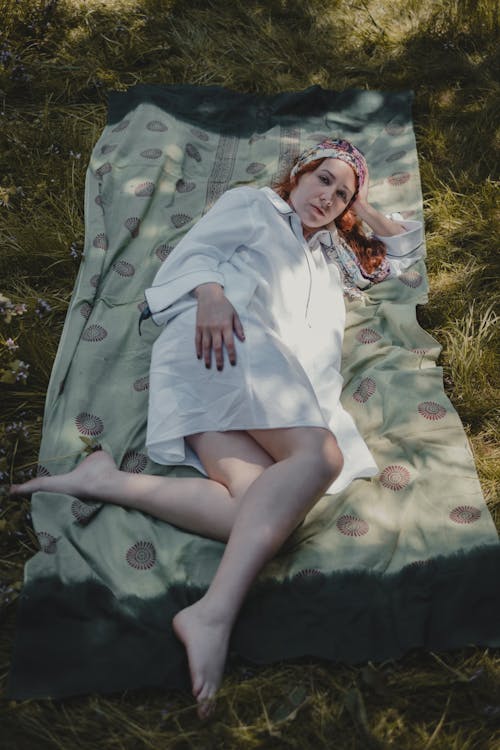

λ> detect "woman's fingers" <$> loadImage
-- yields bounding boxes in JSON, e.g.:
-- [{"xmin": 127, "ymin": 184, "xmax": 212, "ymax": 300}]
[
  {"xmin": 211, "ymin": 331, "xmax": 224, "ymax": 370},
  {"xmin": 195, "ymin": 326, "xmax": 203, "ymax": 360},
  {"xmin": 201, "ymin": 329, "xmax": 213, "ymax": 368},
  {"xmin": 195, "ymin": 295, "xmax": 245, "ymax": 369},
  {"xmin": 222, "ymin": 326, "xmax": 237, "ymax": 368},
  {"xmin": 233, "ymin": 311, "xmax": 245, "ymax": 343},
  {"xmin": 197, "ymin": 325, "xmax": 240, "ymax": 370}
]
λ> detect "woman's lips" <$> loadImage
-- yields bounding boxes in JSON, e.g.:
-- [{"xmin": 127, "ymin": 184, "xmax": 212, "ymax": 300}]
[{"xmin": 311, "ymin": 205, "xmax": 325, "ymax": 218}]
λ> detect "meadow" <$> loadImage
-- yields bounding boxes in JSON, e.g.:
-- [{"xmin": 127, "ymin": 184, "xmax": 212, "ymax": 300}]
[{"xmin": 0, "ymin": 1, "xmax": 499, "ymax": 747}]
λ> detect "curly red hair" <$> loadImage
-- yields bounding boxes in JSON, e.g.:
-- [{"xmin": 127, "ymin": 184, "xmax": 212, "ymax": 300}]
[{"xmin": 272, "ymin": 158, "xmax": 387, "ymax": 275}]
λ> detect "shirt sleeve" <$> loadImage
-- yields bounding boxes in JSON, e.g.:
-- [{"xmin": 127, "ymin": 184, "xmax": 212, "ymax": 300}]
[
  {"xmin": 144, "ymin": 187, "xmax": 255, "ymax": 323},
  {"xmin": 374, "ymin": 213, "xmax": 425, "ymax": 277}
]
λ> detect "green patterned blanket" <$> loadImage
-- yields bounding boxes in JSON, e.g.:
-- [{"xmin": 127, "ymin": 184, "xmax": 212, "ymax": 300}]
[{"xmin": 9, "ymin": 85, "xmax": 499, "ymax": 699}]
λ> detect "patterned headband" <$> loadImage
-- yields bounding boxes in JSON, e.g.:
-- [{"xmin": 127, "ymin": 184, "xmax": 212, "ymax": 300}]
[{"xmin": 290, "ymin": 138, "xmax": 368, "ymax": 189}]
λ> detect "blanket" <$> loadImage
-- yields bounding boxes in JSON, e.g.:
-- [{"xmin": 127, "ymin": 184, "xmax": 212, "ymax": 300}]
[{"xmin": 9, "ymin": 84, "xmax": 500, "ymax": 699}]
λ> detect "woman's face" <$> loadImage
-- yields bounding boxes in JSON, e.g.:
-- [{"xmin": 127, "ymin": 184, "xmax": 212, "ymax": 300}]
[{"xmin": 289, "ymin": 157, "xmax": 357, "ymax": 235}]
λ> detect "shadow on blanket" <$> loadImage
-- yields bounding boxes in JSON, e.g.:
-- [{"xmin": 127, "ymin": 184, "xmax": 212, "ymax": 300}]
[{"xmin": 8, "ymin": 84, "xmax": 500, "ymax": 700}]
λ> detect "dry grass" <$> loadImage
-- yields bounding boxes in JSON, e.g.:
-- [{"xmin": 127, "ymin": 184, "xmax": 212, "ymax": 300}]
[{"xmin": 1, "ymin": 0, "xmax": 499, "ymax": 747}]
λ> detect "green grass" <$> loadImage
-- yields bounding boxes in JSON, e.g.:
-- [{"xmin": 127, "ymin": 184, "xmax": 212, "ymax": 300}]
[{"xmin": 1, "ymin": 0, "xmax": 499, "ymax": 748}]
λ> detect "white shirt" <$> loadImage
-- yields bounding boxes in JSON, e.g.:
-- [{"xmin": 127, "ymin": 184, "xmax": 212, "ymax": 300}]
[{"xmin": 145, "ymin": 186, "xmax": 424, "ymax": 493}]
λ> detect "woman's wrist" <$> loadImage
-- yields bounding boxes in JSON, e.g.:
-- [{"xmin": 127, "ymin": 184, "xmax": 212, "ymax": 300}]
[{"xmin": 193, "ymin": 282, "xmax": 224, "ymax": 299}]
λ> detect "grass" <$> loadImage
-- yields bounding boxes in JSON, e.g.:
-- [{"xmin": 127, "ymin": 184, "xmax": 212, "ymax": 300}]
[{"xmin": 0, "ymin": 0, "xmax": 499, "ymax": 747}]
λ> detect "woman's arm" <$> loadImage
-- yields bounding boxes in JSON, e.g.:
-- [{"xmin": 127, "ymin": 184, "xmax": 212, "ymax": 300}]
[
  {"xmin": 145, "ymin": 187, "xmax": 255, "ymax": 324},
  {"xmin": 351, "ymin": 200, "xmax": 405, "ymax": 237},
  {"xmin": 350, "ymin": 168, "xmax": 404, "ymax": 236}
]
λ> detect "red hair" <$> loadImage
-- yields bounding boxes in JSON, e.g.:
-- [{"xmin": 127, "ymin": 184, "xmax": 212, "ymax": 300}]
[{"xmin": 272, "ymin": 158, "xmax": 387, "ymax": 275}]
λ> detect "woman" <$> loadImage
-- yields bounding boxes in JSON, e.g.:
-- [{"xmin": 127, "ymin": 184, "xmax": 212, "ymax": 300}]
[{"xmin": 11, "ymin": 139, "xmax": 423, "ymax": 719}]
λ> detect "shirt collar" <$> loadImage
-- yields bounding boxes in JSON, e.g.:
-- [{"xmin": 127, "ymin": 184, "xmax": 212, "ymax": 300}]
[{"xmin": 260, "ymin": 186, "xmax": 294, "ymax": 214}]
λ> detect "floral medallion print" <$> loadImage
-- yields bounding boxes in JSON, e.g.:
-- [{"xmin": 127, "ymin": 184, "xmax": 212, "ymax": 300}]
[
  {"xmin": 90, "ymin": 274, "xmax": 101, "ymax": 289},
  {"xmin": 82, "ymin": 324, "xmax": 107, "ymax": 342},
  {"xmin": 171, "ymin": 213, "xmax": 192, "ymax": 228},
  {"xmin": 385, "ymin": 122, "xmax": 406, "ymax": 136},
  {"xmin": 293, "ymin": 568, "xmax": 325, "ymax": 581},
  {"xmin": 449, "ymin": 506, "xmax": 481, "ymax": 524},
  {"xmin": 336, "ymin": 515, "xmax": 369, "ymax": 537},
  {"xmin": 356, "ymin": 328, "xmax": 381, "ymax": 344},
  {"xmin": 95, "ymin": 195, "xmax": 104, "ymax": 208},
  {"xmin": 95, "ymin": 162, "xmax": 112, "ymax": 178},
  {"xmin": 380, "ymin": 465, "xmax": 411, "ymax": 491},
  {"xmin": 406, "ymin": 559, "xmax": 432, "ymax": 570},
  {"xmin": 155, "ymin": 243, "xmax": 174, "ymax": 261},
  {"xmin": 418, "ymin": 401, "xmax": 447, "ymax": 421},
  {"xmin": 37, "ymin": 531, "xmax": 57, "ymax": 554},
  {"xmin": 112, "ymin": 260, "xmax": 135, "ymax": 277},
  {"xmin": 352, "ymin": 377, "xmax": 376, "ymax": 403},
  {"xmin": 140, "ymin": 148, "xmax": 162, "ymax": 159},
  {"xmin": 146, "ymin": 120, "xmax": 168, "ymax": 131},
  {"xmin": 386, "ymin": 150, "xmax": 407, "ymax": 162},
  {"xmin": 133, "ymin": 376, "xmax": 149, "ymax": 392},
  {"xmin": 71, "ymin": 498, "xmax": 100, "ymax": 524},
  {"xmin": 124, "ymin": 217, "xmax": 140, "ymax": 238},
  {"xmin": 246, "ymin": 162, "xmax": 266, "ymax": 175},
  {"xmin": 191, "ymin": 128, "xmax": 209, "ymax": 141},
  {"xmin": 176, "ymin": 179, "xmax": 196, "ymax": 193},
  {"xmin": 75, "ymin": 412, "xmax": 104, "ymax": 436},
  {"xmin": 126, "ymin": 541, "xmax": 157, "ymax": 570},
  {"xmin": 100, "ymin": 144, "xmax": 117, "ymax": 155},
  {"xmin": 185, "ymin": 143, "xmax": 201, "ymax": 162},
  {"xmin": 399, "ymin": 270, "xmax": 423, "ymax": 288},
  {"xmin": 92, "ymin": 233, "xmax": 108, "ymax": 251},
  {"xmin": 120, "ymin": 450, "xmax": 148, "ymax": 473},
  {"xmin": 388, "ymin": 171, "xmax": 411, "ymax": 186},
  {"xmin": 411, "ymin": 348, "xmax": 429, "ymax": 356},
  {"xmin": 112, "ymin": 119, "xmax": 130, "ymax": 132},
  {"xmin": 36, "ymin": 464, "xmax": 51, "ymax": 477},
  {"xmin": 79, "ymin": 302, "xmax": 93, "ymax": 319},
  {"xmin": 135, "ymin": 181, "xmax": 155, "ymax": 197}
]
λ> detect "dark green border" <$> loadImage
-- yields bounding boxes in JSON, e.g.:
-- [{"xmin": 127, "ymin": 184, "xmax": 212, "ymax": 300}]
[
  {"xmin": 107, "ymin": 83, "xmax": 413, "ymax": 137},
  {"xmin": 9, "ymin": 545, "xmax": 500, "ymax": 699}
]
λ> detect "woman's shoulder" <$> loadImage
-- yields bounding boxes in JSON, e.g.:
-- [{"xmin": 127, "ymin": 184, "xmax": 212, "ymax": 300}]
[{"xmin": 221, "ymin": 185, "xmax": 264, "ymax": 202}]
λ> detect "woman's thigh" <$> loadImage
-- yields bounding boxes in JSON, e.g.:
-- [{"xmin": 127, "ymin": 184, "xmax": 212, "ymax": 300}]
[
  {"xmin": 186, "ymin": 430, "xmax": 275, "ymax": 500},
  {"xmin": 247, "ymin": 426, "xmax": 343, "ymax": 476}
]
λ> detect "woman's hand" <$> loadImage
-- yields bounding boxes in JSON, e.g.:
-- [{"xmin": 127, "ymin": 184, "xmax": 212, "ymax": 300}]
[
  {"xmin": 194, "ymin": 283, "xmax": 245, "ymax": 370},
  {"xmin": 350, "ymin": 168, "xmax": 404, "ymax": 237}
]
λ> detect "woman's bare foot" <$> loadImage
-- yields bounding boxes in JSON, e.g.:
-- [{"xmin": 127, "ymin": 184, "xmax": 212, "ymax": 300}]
[
  {"xmin": 9, "ymin": 450, "xmax": 119, "ymax": 500},
  {"xmin": 173, "ymin": 600, "xmax": 231, "ymax": 720}
]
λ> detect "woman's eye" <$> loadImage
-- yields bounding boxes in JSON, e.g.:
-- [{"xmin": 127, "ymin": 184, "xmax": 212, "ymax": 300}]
[
  {"xmin": 319, "ymin": 175, "xmax": 329, "ymax": 184},
  {"xmin": 337, "ymin": 190, "xmax": 347, "ymax": 202}
]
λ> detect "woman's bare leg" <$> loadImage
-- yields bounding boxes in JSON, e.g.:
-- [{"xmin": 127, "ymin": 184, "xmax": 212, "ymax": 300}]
[
  {"xmin": 173, "ymin": 426, "xmax": 343, "ymax": 718},
  {"xmin": 9, "ymin": 431, "xmax": 274, "ymax": 542}
]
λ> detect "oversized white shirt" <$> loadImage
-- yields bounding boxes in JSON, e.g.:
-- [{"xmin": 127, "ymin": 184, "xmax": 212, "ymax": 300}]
[{"xmin": 145, "ymin": 186, "xmax": 424, "ymax": 493}]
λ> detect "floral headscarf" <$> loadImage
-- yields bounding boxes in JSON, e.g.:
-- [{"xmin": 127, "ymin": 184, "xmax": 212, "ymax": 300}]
[{"xmin": 291, "ymin": 138, "xmax": 368, "ymax": 190}]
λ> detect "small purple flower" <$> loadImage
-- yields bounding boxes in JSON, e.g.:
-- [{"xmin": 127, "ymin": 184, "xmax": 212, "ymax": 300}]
[
  {"xmin": 5, "ymin": 338, "xmax": 18, "ymax": 351},
  {"xmin": 14, "ymin": 361, "xmax": 30, "ymax": 383},
  {"xmin": 70, "ymin": 242, "xmax": 81, "ymax": 259},
  {"xmin": 35, "ymin": 299, "xmax": 52, "ymax": 317}
]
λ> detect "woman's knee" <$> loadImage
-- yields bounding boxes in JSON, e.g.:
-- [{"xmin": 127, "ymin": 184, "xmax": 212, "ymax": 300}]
[{"xmin": 310, "ymin": 431, "xmax": 344, "ymax": 484}]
